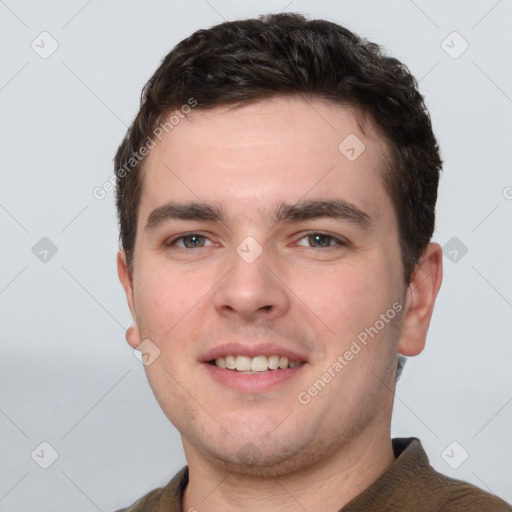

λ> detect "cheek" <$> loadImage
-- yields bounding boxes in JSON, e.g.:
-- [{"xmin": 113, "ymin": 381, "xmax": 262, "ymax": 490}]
[
  {"xmin": 286, "ymin": 259, "xmax": 397, "ymax": 342},
  {"xmin": 133, "ymin": 262, "xmax": 214, "ymax": 340},
  {"xmin": 133, "ymin": 271, "xmax": 172, "ymax": 333}
]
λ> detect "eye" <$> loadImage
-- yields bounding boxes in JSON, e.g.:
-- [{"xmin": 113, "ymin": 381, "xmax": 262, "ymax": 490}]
[
  {"xmin": 167, "ymin": 233, "xmax": 213, "ymax": 249},
  {"xmin": 295, "ymin": 232, "xmax": 346, "ymax": 248}
]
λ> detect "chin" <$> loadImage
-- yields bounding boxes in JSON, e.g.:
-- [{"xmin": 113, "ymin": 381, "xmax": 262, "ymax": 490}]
[{"xmin": 198, "ymin": 435, "xmax": 325, "ymax": 478}]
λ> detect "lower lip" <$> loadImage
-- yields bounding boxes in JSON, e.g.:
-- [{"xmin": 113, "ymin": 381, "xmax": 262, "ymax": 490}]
[{"xmin": 202, "ymin": 362, "xmax": 306, "ymax": 392}]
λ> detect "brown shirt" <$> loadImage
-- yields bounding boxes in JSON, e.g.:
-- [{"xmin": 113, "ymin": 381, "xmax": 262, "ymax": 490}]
[{"xmin": 115, "ymin": 437, "xmax": 512, "ymax": 511}]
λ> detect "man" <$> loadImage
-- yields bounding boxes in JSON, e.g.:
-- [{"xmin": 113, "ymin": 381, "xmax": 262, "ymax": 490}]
[{"xmin": 114, "ymin": 13, "xmax": 511, "ymax": 512}]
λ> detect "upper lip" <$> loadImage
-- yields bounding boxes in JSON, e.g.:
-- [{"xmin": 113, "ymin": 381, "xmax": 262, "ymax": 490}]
[{"xmin": 201, "ymin": 343, "xmax": 308, "ymax": 363}]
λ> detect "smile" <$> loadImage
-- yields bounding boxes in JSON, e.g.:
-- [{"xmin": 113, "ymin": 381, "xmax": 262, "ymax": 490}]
[{"xmin": 210, "ymin": 354, "xmax": 304, "ymax": 372}]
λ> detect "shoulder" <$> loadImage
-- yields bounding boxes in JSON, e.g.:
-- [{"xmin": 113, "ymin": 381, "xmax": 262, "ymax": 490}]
[
  {"xmin": 385, "ymin": 438, "xmax": 512, "ymax": 512},
  {"xmin": 433, "ymin": 473, "xmax": 512, "ymax": 512},
  {"xmin": 113, "ymin": 466, "xmax": 188, "ymax": 512},
  {"xmin": 114, "ymin": 486, "xmax": 165, "ymax": 512}
]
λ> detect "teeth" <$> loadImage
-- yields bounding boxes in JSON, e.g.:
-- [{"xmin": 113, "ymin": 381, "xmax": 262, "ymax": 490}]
[
  {"xmin": 268, "ymin": 355, "xmax": 280, "ymax": 370},
  {"xmin": 212, "ymin": 354, "xmax": 303, "ymax": 372},
  {"xmin": 235, "ymin": 355, "xmax": 251, "ymax": 371},
  {"xmin": 251, "ymin": 356, "xmax": 268, "ymax": 372}
]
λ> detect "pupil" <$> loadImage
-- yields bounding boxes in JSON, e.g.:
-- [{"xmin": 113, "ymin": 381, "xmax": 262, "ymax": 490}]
[
  {"xmin": 185, "ymin": 235, "xmax": 203, "ymax": 248},
  {"xmin": 310, "ymin": 234, "xmax": 329, "ymax": 247}
]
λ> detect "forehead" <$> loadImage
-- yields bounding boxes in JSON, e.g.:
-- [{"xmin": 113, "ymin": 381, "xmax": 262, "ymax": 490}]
[{"xmin": 139, "ymin": 96, "xmax": 394, "ymax": 227}]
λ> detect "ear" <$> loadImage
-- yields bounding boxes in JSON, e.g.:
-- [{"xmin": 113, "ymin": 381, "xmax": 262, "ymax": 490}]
[
  {"xmin": 397, "ymin": 242, "xmax": 443, "ymax": 357},
  {"xmin": 117, "ymin": 250, "xmax": 141, "ymax": 349}
]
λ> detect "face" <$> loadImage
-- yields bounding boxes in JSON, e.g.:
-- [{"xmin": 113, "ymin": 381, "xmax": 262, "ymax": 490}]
[{"xmin": 119, "ymin": 96, "xmax": 424, "ymax": 476}]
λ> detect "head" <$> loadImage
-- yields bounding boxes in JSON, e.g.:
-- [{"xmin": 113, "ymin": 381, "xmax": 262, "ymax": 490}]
[{"xmin": 116, "ymin": 13, "xmax": 442, "ymax": 476}]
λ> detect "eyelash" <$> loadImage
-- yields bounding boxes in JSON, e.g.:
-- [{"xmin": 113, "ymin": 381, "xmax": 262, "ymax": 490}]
[
  {"xmin": 165, "ymin": 232, "xmax": 213, "ymax": 249},
  {"xmin": 165, "ymin": 231, "xmax": 347, "ymax": 249},
  {"xmin": 295, "ymin": 232, "xmax": 347, "ymax": 248}
]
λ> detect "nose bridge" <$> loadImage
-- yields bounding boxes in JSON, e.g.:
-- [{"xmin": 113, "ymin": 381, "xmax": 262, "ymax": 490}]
[{"xmin": 213, "ymin": 238, "xmax": 290, "ymax": 319}]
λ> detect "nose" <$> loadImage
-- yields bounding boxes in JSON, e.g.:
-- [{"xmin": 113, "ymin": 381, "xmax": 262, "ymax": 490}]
[{"xmin": 212, "ymin": 244, "xmax": 291, "ymax": 322}]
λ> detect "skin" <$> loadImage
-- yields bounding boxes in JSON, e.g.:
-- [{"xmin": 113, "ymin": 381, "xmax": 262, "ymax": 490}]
[{"xmin": 118, "ymin": 96, "xmax": 443, "ymax": 512}]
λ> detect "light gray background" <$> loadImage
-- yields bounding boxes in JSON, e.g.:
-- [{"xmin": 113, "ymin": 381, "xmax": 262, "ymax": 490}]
[{"xmin": 0, "ymin": 0, "xmax": 511, "ymax": 510}]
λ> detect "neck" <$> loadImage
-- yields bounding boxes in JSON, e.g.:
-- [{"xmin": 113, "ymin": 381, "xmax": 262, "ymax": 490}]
[{"xmin": 182, "ymin": 426, "xmax": 395, "ymax": 512}]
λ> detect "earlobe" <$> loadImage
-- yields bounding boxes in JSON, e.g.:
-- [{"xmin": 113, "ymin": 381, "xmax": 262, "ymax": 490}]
[
  {"xmin": 125, "ymin": 323, "xmax": 142, "ymax": 350},
  {"xmin": 397, "ymin": 243, "xmax": 443, "ymax": 357}
]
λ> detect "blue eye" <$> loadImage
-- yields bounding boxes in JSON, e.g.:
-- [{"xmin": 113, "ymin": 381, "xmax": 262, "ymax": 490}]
[
  {"xmin": 296, "ymin": 232, "xmax": 345, "ymax": 248},
  {"xmin": 168, "ymin": 233, "xmax": 212, "ymax": 249},
  {"xmin": 165, "ymin": 232, "xmax": 345, "ymax": 251}
]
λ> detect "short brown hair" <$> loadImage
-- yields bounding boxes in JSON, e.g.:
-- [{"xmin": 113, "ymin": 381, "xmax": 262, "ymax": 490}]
[{"xmin": 114, "ymin": 12, "xmax": 442, "ymax": 283}]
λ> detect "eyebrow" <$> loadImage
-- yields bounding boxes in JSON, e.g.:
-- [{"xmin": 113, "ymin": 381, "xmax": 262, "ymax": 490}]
[
  {"xmin": 144, "ymin": 199, "xmax": 373, "ymax": 231},
  {"xmin": 145, "ymin": 202, "xmax": 226, "ymax": 231},
  {"xmin": 271, "ymin": 199, "xmax": 373, "ymax": 230}
]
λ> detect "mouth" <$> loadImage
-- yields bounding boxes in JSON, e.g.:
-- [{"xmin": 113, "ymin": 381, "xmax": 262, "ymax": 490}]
[
  {"xmin": 201, "ymin": 344, "xmax": 308, "ymax": 392},
  {"xmin": 208, "ymin": 354, "xmax": 305, "ymax": 373}
]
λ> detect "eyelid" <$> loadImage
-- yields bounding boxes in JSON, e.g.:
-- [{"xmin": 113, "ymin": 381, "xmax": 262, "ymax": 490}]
[
  {"xmin": 164, "ymin": 230, "xmax": 348, "ymax": 249},
  {"xmin": 293, "ymin": 231, "xmax": 349, "ymax": 248},
  {"xmin": 165, "ymin": 231, "xmax": 214, "ymax": 248}
]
